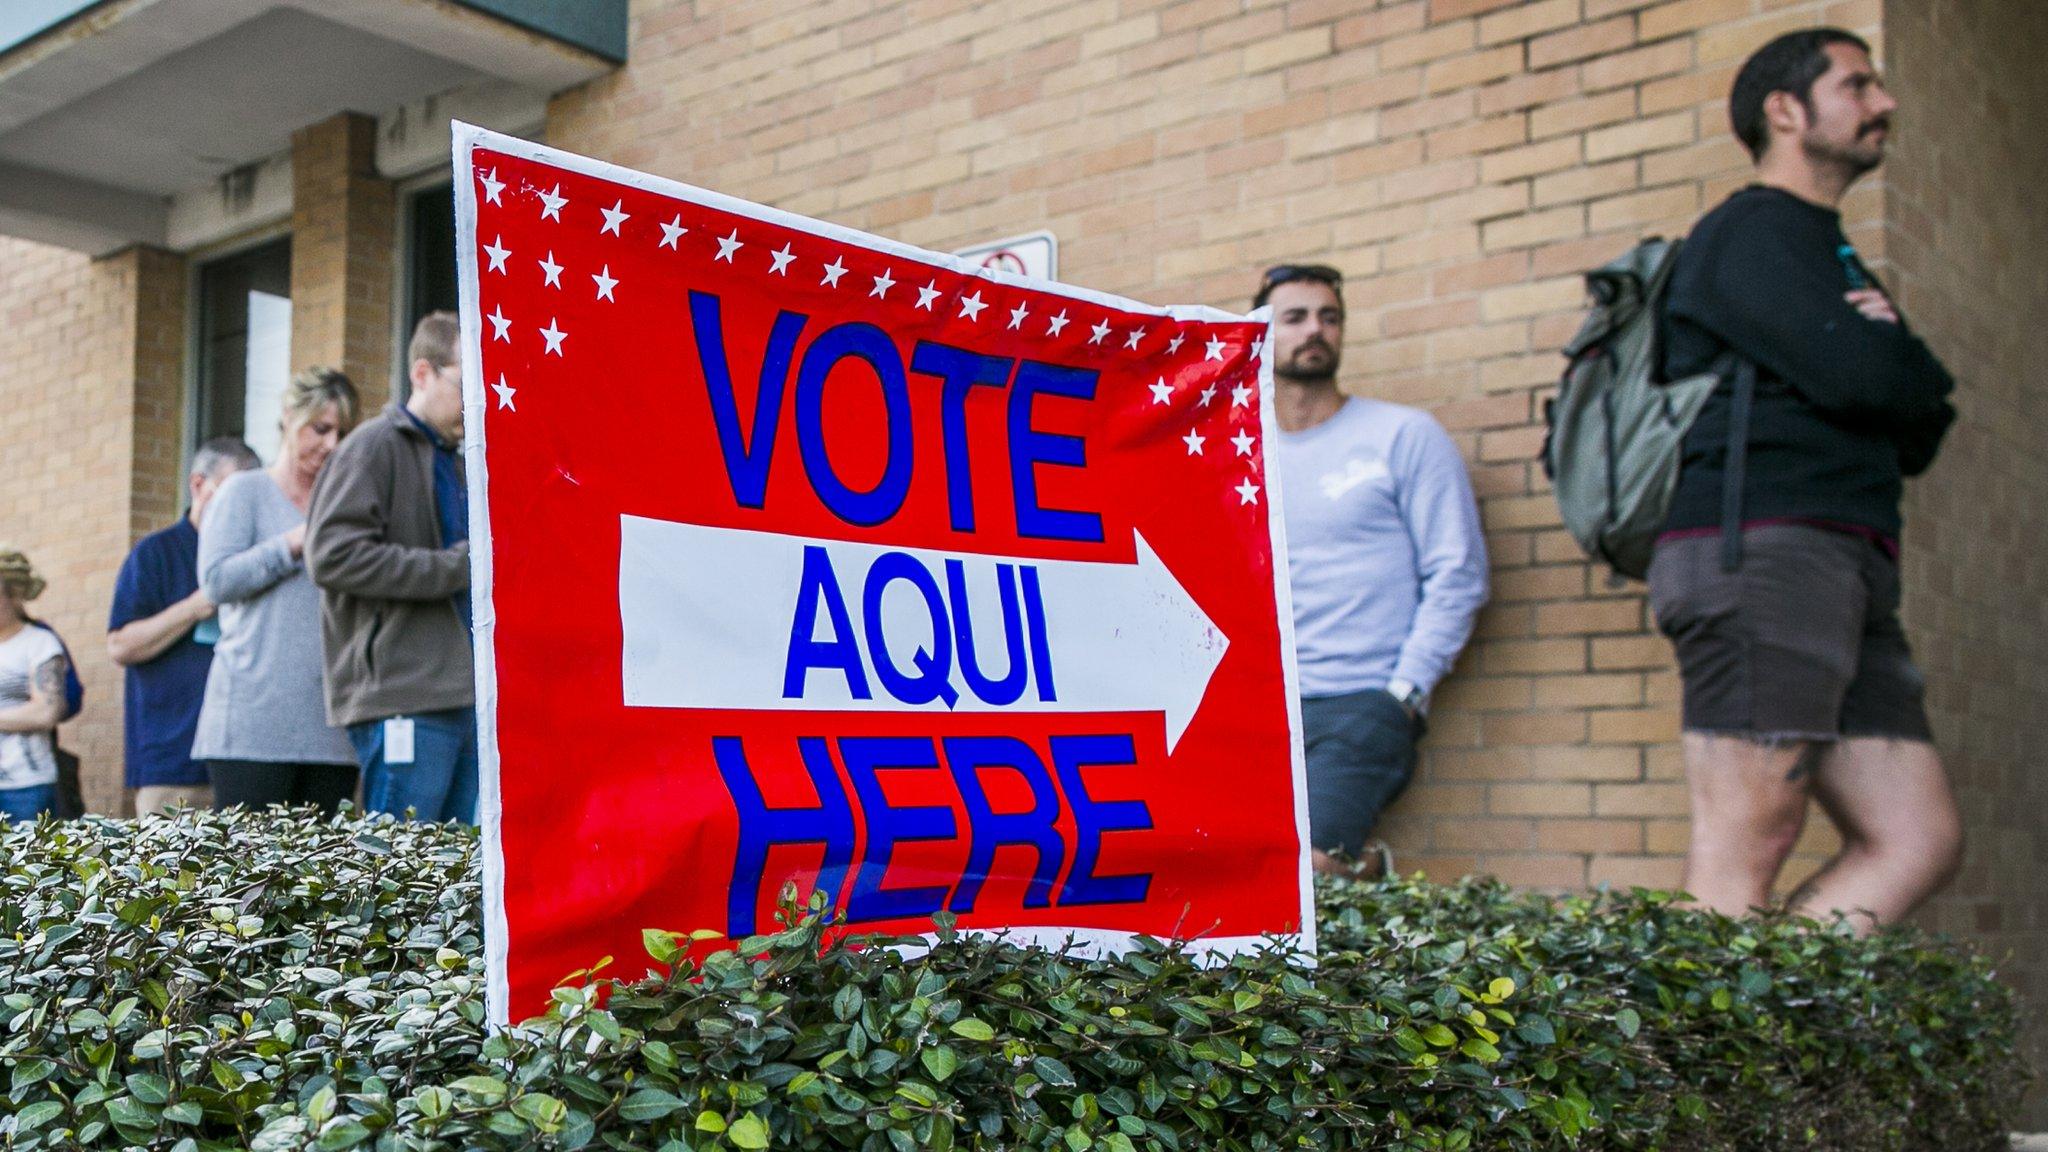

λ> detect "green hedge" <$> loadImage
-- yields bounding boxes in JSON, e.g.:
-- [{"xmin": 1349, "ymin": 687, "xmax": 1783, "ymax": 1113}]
[{"xmin": 0, "ymin": 809, "xmax": 2028, "ymax": 1151}]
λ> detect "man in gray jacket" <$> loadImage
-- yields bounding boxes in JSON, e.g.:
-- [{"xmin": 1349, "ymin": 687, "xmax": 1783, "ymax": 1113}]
[{"xmin": 307, "ymin": 312, "xmax": 476, "ymax": 823}]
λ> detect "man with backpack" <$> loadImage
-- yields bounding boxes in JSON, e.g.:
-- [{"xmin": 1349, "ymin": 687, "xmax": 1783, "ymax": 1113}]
[
  {"xmin": 1629, "ymin": 29, "xmax": 1959, "ymax": 929},
  {"xmin": 1260, "ymin": 264, "xmax": 1489, "ymax": 877}
]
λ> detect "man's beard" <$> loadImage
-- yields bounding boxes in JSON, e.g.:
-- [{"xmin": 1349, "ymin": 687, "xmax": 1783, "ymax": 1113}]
[
  {"xmin": 1803, "ymin": 117, "xmax": 1889, "ymax": 177},
  {"xmin": 1275, "ymin": 340, "xmax": 1340, "ymax": 383}
]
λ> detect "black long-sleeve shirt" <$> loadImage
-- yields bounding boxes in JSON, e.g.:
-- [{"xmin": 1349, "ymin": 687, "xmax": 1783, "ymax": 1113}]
[{"xmin": 1658, "ymin": 186, "xmax": 1955, "ymax": 540}]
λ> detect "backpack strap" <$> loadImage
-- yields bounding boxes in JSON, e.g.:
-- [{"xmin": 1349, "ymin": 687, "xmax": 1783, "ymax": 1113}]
[{"xmin": 1719, "ymin": 358, "xmax": 1757, "ymax": 573}]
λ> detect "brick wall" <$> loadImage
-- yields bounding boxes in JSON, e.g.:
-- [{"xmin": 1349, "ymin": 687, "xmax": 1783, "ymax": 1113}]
[
  {"xmin": 1882, "ymin": 0, "xmax": 2048, "ymax": 1123},
  {"xmin": 545, "ymin": 0, "xmax": 1891, "ymax": 891},
  {"xmin": 0, "ymin": 239, "xmax": 186, "ymax": 814},
  {"xmin": 291, "ymin": 112, "xmax": 396, "ymax": 410}
]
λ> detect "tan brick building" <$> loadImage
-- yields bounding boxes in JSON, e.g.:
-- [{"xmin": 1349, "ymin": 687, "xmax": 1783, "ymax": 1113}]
[{"xmin": 1, "ymin": 0, "xmax": 2040, "ymax": 1117}]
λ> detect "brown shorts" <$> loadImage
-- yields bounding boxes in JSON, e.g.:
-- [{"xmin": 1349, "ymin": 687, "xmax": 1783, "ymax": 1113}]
[{"xmin": 1646, "ymin": 524, "xmax": 1932, "ymax": 742}]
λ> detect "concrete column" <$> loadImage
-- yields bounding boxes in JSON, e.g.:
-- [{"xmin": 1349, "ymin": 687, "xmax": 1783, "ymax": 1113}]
[{"xmin": 290, "ymin": 112, "xmax": 395, "ymax": 411}]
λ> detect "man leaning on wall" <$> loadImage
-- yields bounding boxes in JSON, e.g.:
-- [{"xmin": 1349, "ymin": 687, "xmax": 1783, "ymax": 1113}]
[
  {"xmin": 1647, "ymin": 29, "xmax": 1961, "ymax": 930},
  {"xmin": 1259, "ymin": 264, "xmax": 1489, "ymax": 878}
]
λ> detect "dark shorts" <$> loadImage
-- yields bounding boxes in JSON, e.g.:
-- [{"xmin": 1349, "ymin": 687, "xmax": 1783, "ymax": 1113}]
[
  {"xmin": 1302, "ymin": 687, "xmax": 1421, "ymax": 857},
  {"xmin": 1647, "ymin": 525, "xmax": 1932, "ymax": 742}
]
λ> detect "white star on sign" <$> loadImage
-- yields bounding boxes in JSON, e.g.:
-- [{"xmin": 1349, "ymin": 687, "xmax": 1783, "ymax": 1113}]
[
  {"xmin": 916, "ymin": 281, "xmax": 941, "ymax": 310},
  {"xmin": 1149, "ymin": 377, "xmax": 1173, "ymax": 405},
  {"xmin": 1232, "ymin": 383, "xmax": 1254, "ymax": 408},
  {"xmin": 1183, "ymin": 430, "xmax": 1205, "ymax": 455},
  {"xmin": 540, "ymin": 318, "xmax": 566, "ymax": 356},
  {"xmin": 1232, "ymin": 429, "xmax": 1256, "ymax": 456},
  {"xmin": 768, "ymin": 243, "xmax": 796, "ymax": 275},
  {"xmin": 1088, "ymin": 318, "xmax": 1112, "ymax": 345},
  {"xmin": 1167, "ymin": 332, "xmax": 1186, "ymax": 354},
  {"xmin": 821, "ymin": 257, "xmax": 847, "ymax": 287},
  {"xmin": 659, "ymin": 215, "xmax": 687, "ymax": 249},
  {"xmin": 1205, "ymin": 335, "xmax": 1227, "ymax": 361},
  {"xmin": 479, "ymin": 168, "xmax": 504, "ymax": 205},
  {"xmin": 1199, "ymin": 385, "xmax": 1217, "ymax": 407},
  {"xmin": 600, "ymin": 199, "xmax": 629, "ymax": 235},
  {"xmin": 1124, "ymin": 327, "xmax": 1146, "ymax": 350},
  {"xmin": 592, "ymin": 265, "xmax": 618, "ymax": 302},
  {"xmin": 538, "ymin": 183, "xmax": 567, "ymax": 221},
  {"xmin": 488, "ymin": 305, "xmax": 510, "ymax": 342},
  {"xmin": 1236, "ymin": 478, "xmax": 1261, "ymax": 505},
  {"xmin": 483, "ymin": 235, "xmax": 510, "ymax": 273},
  {"xmin": 492, "ymin": 374, "xmax": 516, "ymax": 411},
  {"xmin": 870, "ymin": 268, "xmax": 896, "ymax": 298},
  {"xmin": 959, "ymin": 291, "xmax": 986, "ymax": 321},
  {"xmin": 1008, "ymin": 302, "xmax": 1030, "ymax": 330},
  {"xmin": 1047, "ymin": 310, "xmax": 1070, "ymax": 336},
  {"xmin": 715, "ymin": 230, "xmax": 742, "ymax": 262},
  {"xmin": 1251, "ymin": 335, "xmax": 1266, "ymax": 359},
  {"xmin": 539, "ymin": 251, "xmax": 563, "ymax": 288}
]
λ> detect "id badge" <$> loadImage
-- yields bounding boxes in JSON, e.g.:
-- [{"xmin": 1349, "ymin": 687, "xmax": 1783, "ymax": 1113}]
[{"xmin": 383, "ymin": 717, "xmax": 416, "ymax": 765}]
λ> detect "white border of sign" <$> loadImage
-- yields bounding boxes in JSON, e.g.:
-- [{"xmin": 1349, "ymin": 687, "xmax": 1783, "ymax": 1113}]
[{"xmin": 452, "ymin": 122, "xmax": 1312, "ymax": 1028}]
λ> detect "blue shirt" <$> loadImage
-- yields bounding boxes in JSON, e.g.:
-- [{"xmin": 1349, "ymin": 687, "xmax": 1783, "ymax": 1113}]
[
  {"xmin": 1275, "ymin": 397, "xmax": 1489, "ymax": 699},
  {"xmin": 108, "ymin": 517, "xmax": 213, "ymax": 787},
  {"xmin": 402, "ymin": 407, "xmax": 471, "ymax": 629}
]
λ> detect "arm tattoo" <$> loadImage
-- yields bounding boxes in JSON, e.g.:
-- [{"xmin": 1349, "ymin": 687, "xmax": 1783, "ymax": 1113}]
[{"xmin": 32, "ymin": 655, "xmax": 66, "ymax": 705}]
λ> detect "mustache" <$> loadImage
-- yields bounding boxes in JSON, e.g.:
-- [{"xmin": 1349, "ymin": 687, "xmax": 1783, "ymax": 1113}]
[
  {"xmin": 1291, "ymin": 337, "xmax": 1335, "ymax": 357},
  {"xmin": 1860, "ymin": 117, "xmax": 1892, "ymax": 136}
]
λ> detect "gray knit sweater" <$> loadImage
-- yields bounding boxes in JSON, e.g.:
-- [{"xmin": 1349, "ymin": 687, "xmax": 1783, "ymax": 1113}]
[{"xmin": 191, "ymin": 469, "xmax": 355, "ymax": 764}]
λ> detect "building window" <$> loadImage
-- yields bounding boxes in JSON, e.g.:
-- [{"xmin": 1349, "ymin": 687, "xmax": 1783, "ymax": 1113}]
[{"xmin": 194, "ymin": 237, "xmax": 293, "ymax": 463}]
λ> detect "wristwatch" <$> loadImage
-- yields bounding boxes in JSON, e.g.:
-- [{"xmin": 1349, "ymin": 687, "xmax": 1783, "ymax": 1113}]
[{"xmin": 1387, "ymin": 678, "xmax": 1428, "ymax": 717}]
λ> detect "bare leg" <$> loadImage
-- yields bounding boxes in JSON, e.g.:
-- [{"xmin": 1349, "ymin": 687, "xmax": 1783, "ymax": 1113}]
[
  {"xmin": 1789, "ymin": 737, "xmax": 1962, "ymax": 932},
  {"xmin": 1679, "ymin": 732, "xmax": 1815, "ymax": 917}
]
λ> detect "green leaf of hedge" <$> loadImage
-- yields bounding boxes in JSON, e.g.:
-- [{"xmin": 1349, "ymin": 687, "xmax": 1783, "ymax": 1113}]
[
  {"xmin": 950, "ymin": 1017, "xmax": 995, "ymax": 1041},
  {"xmin": 727, "ymin": 1111, "xmax": 771, "ymax": 1149},
  {"xmin": 1032, "ymin": 1056, "xmax": 1077, "ymax": 1088},
  {"xmin": 1615, "ymin": 1008, "xmax": 1642, "ymax": 1039},
  {"xmin": 620, "ymin": 1088, "xmax": 687, "ymax": 1121}
]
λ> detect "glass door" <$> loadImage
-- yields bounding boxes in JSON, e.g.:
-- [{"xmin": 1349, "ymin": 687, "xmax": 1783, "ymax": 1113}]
[{"xmin": 194, "ymin": 237, "xmax": 293, "ymax": 463}]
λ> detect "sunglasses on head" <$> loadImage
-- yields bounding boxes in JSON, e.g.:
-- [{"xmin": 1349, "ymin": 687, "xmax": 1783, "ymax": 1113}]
[
  {"xmin": 1260, "ymin": 263, "xmax": 1343, "ymax": 290},
  {"xmin": 1254, "ymin": 263, "xmax": 1344, "ymax": 308}
]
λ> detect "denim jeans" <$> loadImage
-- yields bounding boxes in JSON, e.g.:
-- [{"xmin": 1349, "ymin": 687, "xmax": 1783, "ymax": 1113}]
[
  {"xmin": 0, "ymin": 783, "xmax": 56, "ymax": 824},
  {"xmin": 1301, "ymin": 688, "xmax": 1423, "ymax": 857},
  {"xmin": 347, "ymin": 708, "xmax": 478, "ymax": 825}
]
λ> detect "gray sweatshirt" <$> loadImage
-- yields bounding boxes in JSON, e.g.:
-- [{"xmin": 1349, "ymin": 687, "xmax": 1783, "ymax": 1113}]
[
  {"xmin": 191, "ymin": 469, "xmax": 355, "ymax": 764},
  {"xmin": 1275, "ymin": 397, "xmax": 1489, "ymax": 700}
]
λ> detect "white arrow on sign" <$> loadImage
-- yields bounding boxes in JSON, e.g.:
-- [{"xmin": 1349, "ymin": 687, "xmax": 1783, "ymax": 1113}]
[{"xmin": 618, "ymin": 515, "xmax": 1228, "ymax": 751}]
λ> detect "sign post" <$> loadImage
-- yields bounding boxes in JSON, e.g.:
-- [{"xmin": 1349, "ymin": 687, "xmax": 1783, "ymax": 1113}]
[{"xmin": 452, "ymin": 124, "xmax": 1310, "ymax": 1025}]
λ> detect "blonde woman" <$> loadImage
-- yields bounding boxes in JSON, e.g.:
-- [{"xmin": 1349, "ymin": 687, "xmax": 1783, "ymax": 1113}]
[
  {"xmin": 194, "ymin": 368, "xmax": 362, "ymax": 812},
  {"xmin": 0, "ymin": 550, "xmax": 66, "ymax": 822}
]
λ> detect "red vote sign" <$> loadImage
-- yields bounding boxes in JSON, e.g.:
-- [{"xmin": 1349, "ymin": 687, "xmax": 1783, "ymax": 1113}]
[{"xmin": 452, "ymin": 125, "xmax": 1310, "ymax": 1024}]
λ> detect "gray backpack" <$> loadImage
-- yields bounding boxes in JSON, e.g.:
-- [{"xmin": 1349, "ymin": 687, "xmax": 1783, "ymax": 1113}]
[{"xmin": 1544, "ymin": 237, "xmax": 1753, "ymax": 580}]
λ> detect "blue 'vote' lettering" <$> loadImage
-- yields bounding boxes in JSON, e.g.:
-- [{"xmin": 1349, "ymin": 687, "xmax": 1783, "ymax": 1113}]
[{"xmin": 688, "ymin": 290, "xmax": 1103, "ymax": 541}]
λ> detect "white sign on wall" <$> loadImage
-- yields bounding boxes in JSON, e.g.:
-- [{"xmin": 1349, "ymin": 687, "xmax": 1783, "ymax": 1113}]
[{"xmin": 954, "ymin": 229, "xmax": 1057, "ymax": 281}]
